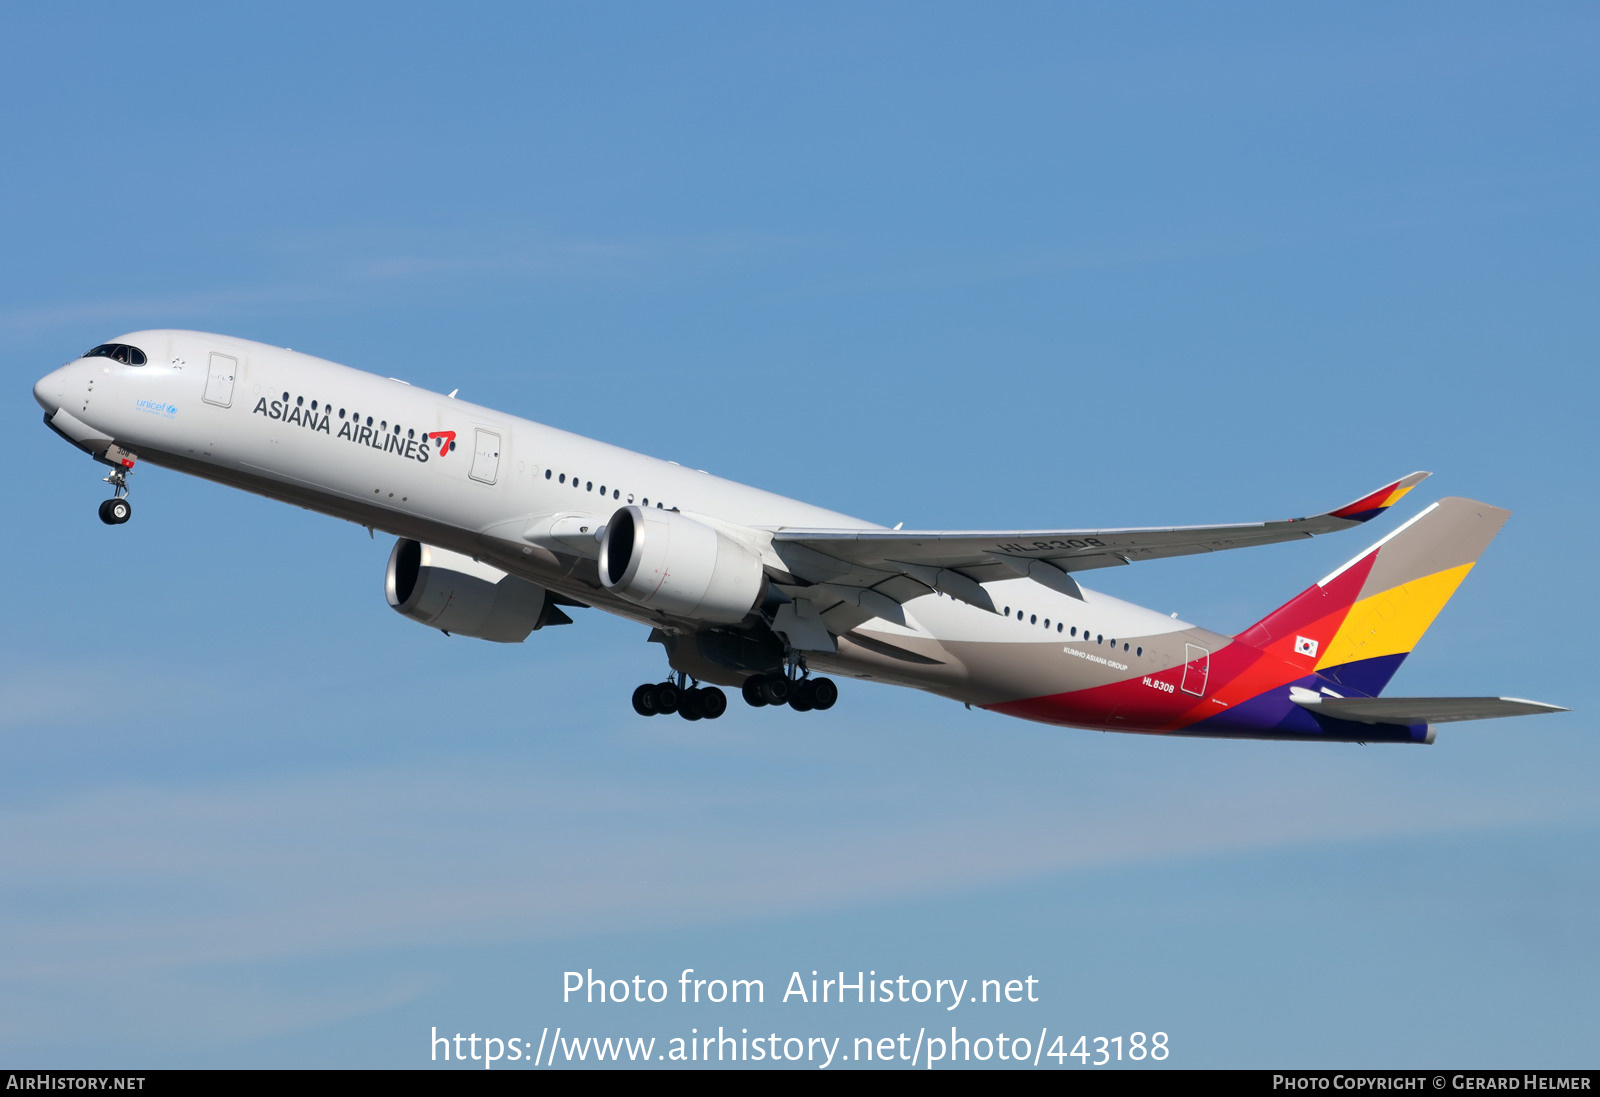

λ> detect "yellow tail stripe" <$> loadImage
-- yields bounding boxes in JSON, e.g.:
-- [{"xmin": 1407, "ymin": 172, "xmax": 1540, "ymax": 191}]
[{"xmin": 1315, "ymin": 563, "xmax": 1474, "ymax": 669}]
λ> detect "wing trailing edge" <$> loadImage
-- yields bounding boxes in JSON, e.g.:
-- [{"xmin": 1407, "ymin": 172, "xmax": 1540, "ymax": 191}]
[
  {"xmin": 767, "ymin": 471, "xmax": 1436, "ymax": 628},
  {"xmin": 1292, "ymin": 695, "xmax": 1568, "ymax": 726}
]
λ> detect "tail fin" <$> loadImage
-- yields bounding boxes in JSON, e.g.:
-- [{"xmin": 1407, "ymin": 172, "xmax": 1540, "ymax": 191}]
[{"xmin": 1236, "ymin": 497, "xmax": 1510, "ymax": 696}]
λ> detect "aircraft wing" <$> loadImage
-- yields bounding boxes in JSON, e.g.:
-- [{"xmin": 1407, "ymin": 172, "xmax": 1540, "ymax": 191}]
[
  {"xmin": 768, "ymin": 472, "xmax": 1432, "ymax": 614},
  {"xmin": 1292, "ymin": 695, "xmax": 1569, "ymax": 725}
]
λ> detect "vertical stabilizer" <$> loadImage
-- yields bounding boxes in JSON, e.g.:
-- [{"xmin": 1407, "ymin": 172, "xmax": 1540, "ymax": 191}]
[{"xmin": 1235, "ymin": 497, "xmax": 1510, "ymax": 696}]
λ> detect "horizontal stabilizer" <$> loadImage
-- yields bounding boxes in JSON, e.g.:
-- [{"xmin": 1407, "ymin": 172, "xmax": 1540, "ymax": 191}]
[{"xmin": 1292, "ymin": 695, "xmax": 1568, "ymax": 726}]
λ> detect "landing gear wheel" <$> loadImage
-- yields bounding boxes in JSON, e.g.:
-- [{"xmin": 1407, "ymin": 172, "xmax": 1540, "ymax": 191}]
[
  {"xmin": 632, "ymin": 683, "xmax": 659, "ymax": 717},
  {"xmin": 97, "ymin": 456, "xmax": 135, "ymax": 524},
  {"xmin": 759, "ymin": 674, "xmax": 791, "ymax": 706},
  {"xmin": 789, "ymin": 679, "xmax": 817, "ymax": 712},
  {"xmin": 810, "ymin": 677, "xmax": 838, "ymax": 711},
  {"xmin": 653, "ymin": 682, "xmax": 681, "ymax": 715},
  {"xmin": 699, "ymin": 687, "xmax": 727, "ymax": 719},
  {"xmin": 742, "ymin": 676, "xmax": 769, "ymax": 708},
  {"xmin": 678, "ymin": 688, "xmax": 704, "ymax": 721}
]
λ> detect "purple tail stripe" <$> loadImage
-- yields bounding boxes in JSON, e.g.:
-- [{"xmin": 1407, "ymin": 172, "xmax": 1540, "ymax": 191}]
[{"xmin": 1319, "ymin": 653, "xmax": 1410, "ymax": 697}]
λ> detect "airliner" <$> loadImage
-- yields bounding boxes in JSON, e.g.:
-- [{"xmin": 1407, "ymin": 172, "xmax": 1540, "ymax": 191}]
[{"xmin": 34, "ymin": 331, "xmax": 1565, "ymax": 742}]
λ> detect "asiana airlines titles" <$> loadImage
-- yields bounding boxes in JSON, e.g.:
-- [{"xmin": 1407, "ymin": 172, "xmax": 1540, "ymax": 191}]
[{"xmin": 251, "ymin": 396, "xmax": 446, "ymax": 464}]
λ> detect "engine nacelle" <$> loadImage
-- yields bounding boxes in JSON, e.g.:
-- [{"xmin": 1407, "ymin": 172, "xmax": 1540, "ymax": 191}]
[
  {"xmin": 385, "ymin": 539, "xmax": 562, "ymax": 642},
  {"xmin": 597, "ymin": 506, "xmax": 765, "ymax": 624}
]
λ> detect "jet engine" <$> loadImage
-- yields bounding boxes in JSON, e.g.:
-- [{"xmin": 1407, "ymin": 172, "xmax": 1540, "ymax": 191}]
[
  {"xmin": 385, "ymin": 539, "xmax": 568, "ymax": 642},
  {"xmin": 597, "ymin": 506, "xmax": 765, "ymax": 623}
]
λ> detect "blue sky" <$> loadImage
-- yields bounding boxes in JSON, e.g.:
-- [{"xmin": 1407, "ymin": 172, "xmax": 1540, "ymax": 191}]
[{"xmin": 2, "ymin": 2, "xmax": 1596, "ymax": 1068}]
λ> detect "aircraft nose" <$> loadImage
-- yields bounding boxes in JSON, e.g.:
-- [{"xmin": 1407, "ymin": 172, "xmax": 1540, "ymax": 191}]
[{"xmin": 33, "ymin": 366, "xmax": 70, "ymax": 414}]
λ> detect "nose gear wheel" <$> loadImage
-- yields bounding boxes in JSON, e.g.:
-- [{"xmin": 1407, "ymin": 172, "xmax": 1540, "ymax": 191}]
[
  {"xmin": 98, "ymin": 498, "xmax": 132, "ymax": 525},
  {"xmin": 97, "ymin": 450, "xmax": 135, "ymax": 525}
]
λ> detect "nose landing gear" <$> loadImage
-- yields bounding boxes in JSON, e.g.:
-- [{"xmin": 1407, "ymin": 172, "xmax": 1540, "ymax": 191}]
[{"xmin": 96, "ymin": 448, "xmax": 136, "ymax": 525}]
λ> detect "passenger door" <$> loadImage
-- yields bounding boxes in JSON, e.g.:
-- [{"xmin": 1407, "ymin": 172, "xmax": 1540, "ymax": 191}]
[
  {"xmin": 1181, "ymin": 643, "xmax": 1210, "ymax": 697},
  {"xmin": 203, "ymin": 352, "xmax": 237, "ymax": 407},
  {"xmin": 469, "ymin": 429, "xmax": 501, "ymax": 484}
]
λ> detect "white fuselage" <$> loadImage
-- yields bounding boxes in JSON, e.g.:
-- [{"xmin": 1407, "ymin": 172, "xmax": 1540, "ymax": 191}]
[{"xmin": 34, "ymin": 330, "xmax": 1207, "ymax": 713}]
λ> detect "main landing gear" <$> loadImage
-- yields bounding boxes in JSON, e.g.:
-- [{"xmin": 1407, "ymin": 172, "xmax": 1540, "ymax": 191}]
[
  {"xmin": 97, "ymin": 453, "xmax": 135, "ymax": 526},
  {"xmin": 631, "ymin": 674, "xmax": 729, "ymax": 721},
  {"xmin": 629, "ymin": 654, "xmax": 838, "ymax": 721},
  {"xmin": 741, "ymin": 662, "xmax": 838, "ymax": 714}
]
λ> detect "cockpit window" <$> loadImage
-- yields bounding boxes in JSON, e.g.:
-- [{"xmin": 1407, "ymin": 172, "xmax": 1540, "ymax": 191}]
[{"xmin": 84, "ymin": 343, "xmax": 147, "ymax": 366}]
